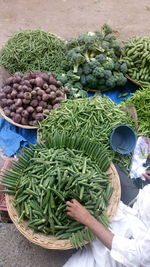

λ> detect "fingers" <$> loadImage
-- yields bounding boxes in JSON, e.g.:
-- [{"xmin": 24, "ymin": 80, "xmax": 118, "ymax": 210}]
[{"xmin": 143, "ymin": 170, "xmax": 150, "ymax": 180}]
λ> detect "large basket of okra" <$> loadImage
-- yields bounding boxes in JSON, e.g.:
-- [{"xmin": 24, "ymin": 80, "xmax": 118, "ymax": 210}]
[{"xmin": 3, "ymin": 132, "xmax": 121, "ymax": 250}]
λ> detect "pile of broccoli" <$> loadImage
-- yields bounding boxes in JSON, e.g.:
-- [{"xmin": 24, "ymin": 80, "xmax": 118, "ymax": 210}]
[{"xmin": 57, "ymin": 24, "xmax": 128, "ymax": 98}]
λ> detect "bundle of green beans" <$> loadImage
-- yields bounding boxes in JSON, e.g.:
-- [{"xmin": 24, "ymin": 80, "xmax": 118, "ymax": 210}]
[
  {"xmin": 0, "ymin": 133, "xmax": 112, "ymax": 248},
  {"xmin": 122, "ymin": 37, "xmax": 150, "ymax": 87},
  {"xmin": 124, "ymin": 85, "xmax": 150, "ymax": 138},
  {"xmin": 0, "ymin": 29, "xmax": 67, "ymax": 76},
  {"xmin": 39, "ymin": 96, "xmax": 135, "ymax": 172}
]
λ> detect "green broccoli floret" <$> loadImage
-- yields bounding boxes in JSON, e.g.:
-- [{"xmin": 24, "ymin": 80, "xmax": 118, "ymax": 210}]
[
  {"xmin": 104, "ymin": 33, "xmax": 116, "ymax": 42},
  {"xmin": 101, "ymin": 24, "xmax": 113, "ymax": 36},
  {"xmin": 105, "ymin": 76, "xmax": 116, "ymax": 88},
  {"xmin": 85, "ymin": 74, "xmax": 98, "ymax": 88},
  {"xmin": 98, "ymin": 78, "xmax": 106, "ymax": 85},
  {"xmin": 66, "ymin": 38, "xmax": 79, "ymax": 49},
  {"xmin": 82, "ymin": 62, "xmax": 92, "ymax": 75},
  {"xmin": 102, "ymin": 58, "xmax": 114, "ymax": 70},
  {"xmin": 95, "ymin": 54, "xmax": 107, "ymax": 64},
  {"xmin": 113, "ymin": 72, "xmax": 127, "ymax": 86},
  {"xmin": 114, "ymin": 62, "xmax": 121, "ymax": 71},
  {"xmin": 104, "ymin": 70, "xmax": 112, "ymax": 79},
  {"xmin": 67, "ymin": 49, "xmax": 86, "ymax": 73},
  {"xmin": 77, "ymin": 67, "xmax": 83, "ymax": 76},
  {"xmin": 93, "ymin": 67, "xmax": 105, "ymax": 78},
  {"xmin": 80, "ymin": 74, "xmax": 87, "ymax": 86},
  {"xmin": 66, "ymin": 70, "xmax": 80, "ymax": 82},
  {"xmin": 73, "ymin": 82, "xmax": 83, "ymax": 90},
  {"xmin": 57, "ymin": 73, "xmax": 68, "ymax": 84},
  {"xmin": 88, "ymin": 60, "xmax": 100, "ymax": 70},
  {"xmin": 101, "ymin": 41, "xmax": 110, "ymax": 51},
  {"xmin": 120, "ymin": 63, "xmax": 128, "ymax": 74}
]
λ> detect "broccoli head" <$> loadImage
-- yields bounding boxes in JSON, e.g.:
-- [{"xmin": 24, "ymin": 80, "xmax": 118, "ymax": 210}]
[
  {"xmin": 104, "ymin": 69, "xmax": 112, "ymax": 79},
  {"xmin": 102, "ymin": 58, "xmax": 114, "ymax": 70},
  {"xmin": 101, "ymin": 24, "xmax": 113, "ymax": 36},
  {"xmin": 66, "ymin": 70, "xmax": 80, "ymax": 82},
  {"xmin": 77, "ymin": 66, "xmax": 83, "ymax": 76},
  {"xmin": 67, "ymin": 49, "xmax": 85, "ymax": 73},
  {"xmin": 66, "ymin": 38, "xmax": 79, "ymax": 50},
  {"xmin": 88, "ymin": 60, "xmax": 100, "ymax": 70},
  {"xmin": 57, "ymin": 73, "xmax": 68, "ymax": 84},
  {"xmin": 113, "ymin": 72, "xmax": 127, "ymax": 86},
  {"xmin": 93, "ymin": 67, "xmax": 105, "ymax": 78},
  {"xmin": 104, "ymin": 33, "xmax": 116, "ymax": 42},
  {"xmin": 120, "ymin": 62, "xmax": 128, "ymax": 74},
  {"xmin": 114, "ymin": 61, "xmax": 121, "ymax": 71},
  {"xmin": 101, "ymin": 41, "xmax": 110, "ymax": 51},
  {"xmin": 73, "ymin": 82, "xmax": 83, "ymax": 90},
  {"xmin": 82, "ymin": 62, "xmax": 92, "ymax": 75},
  {"xmin": 105, "ymin": 76, "xmax": 116, "ymax": 88},
  {"xmin": 80, "ymin": 74, "xmax": 87, "ymax": 86},
  {"xmin": 85, "ymin": 74, "xmax": 98, "ymax": 88},
  {"xmin": 95, "ymin": 54, "xmax": 107, "ymax": 64}
]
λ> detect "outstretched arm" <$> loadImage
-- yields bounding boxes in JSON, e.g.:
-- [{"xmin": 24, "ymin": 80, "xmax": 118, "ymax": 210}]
[{"xmin": 66, "ymin": 199, "xmax": 114, "ymax": 250}]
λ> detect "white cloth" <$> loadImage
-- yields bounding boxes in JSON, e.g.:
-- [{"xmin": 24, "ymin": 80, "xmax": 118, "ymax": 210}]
[{"xmin": 63, "ymin": 185, "xmax": 150, "ymax": 267}]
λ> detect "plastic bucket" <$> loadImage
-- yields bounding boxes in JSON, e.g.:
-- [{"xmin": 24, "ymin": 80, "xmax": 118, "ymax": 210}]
[{"xmin": 110, "ymin": 125, "xmax": 136, "ymax": 154}]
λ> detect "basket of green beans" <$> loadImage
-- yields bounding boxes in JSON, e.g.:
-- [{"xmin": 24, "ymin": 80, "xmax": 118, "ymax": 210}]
[{"xmin": 1, "ymin": 133, "xmax": 121, "ymax": 249}]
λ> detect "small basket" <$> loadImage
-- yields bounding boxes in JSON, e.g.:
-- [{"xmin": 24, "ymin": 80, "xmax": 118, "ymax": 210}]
[{"xmin": 5, "ymin": 159, "xmax": 121, "ymax": 250}]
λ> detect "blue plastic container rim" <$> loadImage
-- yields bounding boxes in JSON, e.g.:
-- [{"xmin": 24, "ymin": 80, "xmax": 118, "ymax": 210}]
[{"xmin": 110, "ymin": 124, "xmax": 137, "ymax": 154}]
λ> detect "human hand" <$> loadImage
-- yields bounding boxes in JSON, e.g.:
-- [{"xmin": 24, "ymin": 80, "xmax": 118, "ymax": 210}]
[
  {"xmin": 66, "ymin": 199, "xmax": 92, "ymax": 226},
  {"xmin": 143, "ymin": 170, "xmax": 150, "ymax": 181}
]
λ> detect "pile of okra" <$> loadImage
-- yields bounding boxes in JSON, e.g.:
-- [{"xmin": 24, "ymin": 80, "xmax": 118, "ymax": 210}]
[{"xmin": 1, "ymin": 134, "xmax": 113, "ymax": 248}]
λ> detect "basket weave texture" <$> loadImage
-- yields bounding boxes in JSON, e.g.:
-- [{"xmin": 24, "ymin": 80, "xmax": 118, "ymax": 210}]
[{"xmin": 5, "ymin": 159, "xmax": 121, "ymax": 250}]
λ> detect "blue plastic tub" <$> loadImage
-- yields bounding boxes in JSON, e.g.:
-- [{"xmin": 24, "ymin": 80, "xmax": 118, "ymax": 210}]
[{"xmin": 110, "ymin": 125, "xmax": 137, "ymax": 154}]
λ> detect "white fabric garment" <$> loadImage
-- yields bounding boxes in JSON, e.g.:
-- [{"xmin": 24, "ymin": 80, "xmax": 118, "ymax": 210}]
[{"xmin": 63, "ymin": 185, "xmax": 150, "ymax": 267}]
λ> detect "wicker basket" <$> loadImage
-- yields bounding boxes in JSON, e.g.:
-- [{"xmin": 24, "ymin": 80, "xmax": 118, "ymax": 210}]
[{"xmin": 5, "ymin": 161, "xmax": 120, "ymax": 250}]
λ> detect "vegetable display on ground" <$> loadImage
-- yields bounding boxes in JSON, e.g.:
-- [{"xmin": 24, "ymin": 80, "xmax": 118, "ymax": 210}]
[
  {"xmin": 0, "ymin": 71, "xmax": 68, "ymax": 126},
  {"xmin": 0, "ymin": 30, "xmax": 67, "ymax": 77},
  {"xmin": 58, "ymin": 24, "xmax": 128, "ymax": 98},
  {"xmin": 0, "ymin": 133, "xmax": 113, "ymax": 248},
  {"xmin": 124, "ymin": 85, "xmax": 150, "ymax": 138},
  {"xmin": 122, "ymin": 37, "xmax": 150, "ymax": 87}
]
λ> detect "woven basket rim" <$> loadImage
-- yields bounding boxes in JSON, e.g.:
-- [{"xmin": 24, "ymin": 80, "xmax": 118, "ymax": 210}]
[{"xmin": 5, "ymin": 161, "xmax": 121, "ymax": 250}]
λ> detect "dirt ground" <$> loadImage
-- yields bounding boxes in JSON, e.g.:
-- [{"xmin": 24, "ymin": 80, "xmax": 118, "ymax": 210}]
[
  {"xmin": 0, "ymin": 0, "xmax": 150, "ymax": 48},
  {"xmin": 0, "ymin": 0, "xmax": 150, "ymax": 266}
]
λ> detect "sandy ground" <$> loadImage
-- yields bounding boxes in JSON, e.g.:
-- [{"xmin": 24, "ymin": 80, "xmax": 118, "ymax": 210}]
[
  {"xmin": 0, "ymin": 0, "xmax": 150, "ymax": 266},
  {"xmin": 0, "ymin": 0, "xmax": 150, "ymax": 48}
]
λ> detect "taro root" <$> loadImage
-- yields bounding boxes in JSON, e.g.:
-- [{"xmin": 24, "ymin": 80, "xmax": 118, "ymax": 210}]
[
  {"xmin": 38, "ymin": 101, "xmax": 47, "ymax": 108},
  {"xmin": 32, "ymin": 111, "xmax": 36, "ymax": 119},
  {"xmin": 46, "ymin": 88, "xmax": 51, "ymax": 94},
  {"xmin": 16, "ymin": 107, "xmax": 23, "ymax": 114},
  {"xmin": 30, "ymin": 79, "xmax": 35, "ymax": 85},
  {"xmin": 37, "ymin": 96, "xmax": 42, "ymax": 101},
  {"xmin": 21, "ymin": 118, "xmax": 28, "ymax": 125},
  {"xmin": 15, "ymin": 99, "xmax": 22, "ymax": 107},
  {"xmin": 35, "ymin": 77, "xmax": 44, "ymax": 87},
  {"xmin": 4, "ymin": 109, "xmax": 11, "ymax": 117},
  {"xmin": 36, "ymin": 106, "xmax": 43, "ymax": 113},
  {"xmin": 23, "ymin": 99, "xmax": 30, "ymax": 104},
  {"xmin": 31, "ymin": 90, "xmax": 37, "ymax": 97},
  {"xmin": 64, "ymin": 86, "xmax": 70, "ymax": 93},
  {"xmin": 7, "ymin": 94, "xmax": 11, "ymax": 99},
  {"xmin": 13, "ymin": 83, "xmax": 19, "ymax": 90},
  {"xmin": 43, "ymin": 83, "xmax": 48, "ymax": 90},
  {"xmin": 13, "ymin": 114, "xmax": 21, "ymax": 123},
  {"xmin": 49, "ymin": 85, "xmax": 57, "ymax": 92},
  {"xmin": 0, "ymin": 92, "xmax": 6, "ymax": 99},
  {"xmin": 56, "ymin": 81, "xmax": 62, "ymax": 87},
  {"xmin": 1, "ymin": 99, "xmax": 8, "ymax": 107},
  {"xmin": 35, "ymin": 113, "xmax": 44, "ymax": 121},
  {"xmin": 5, "ymin": 77, "xmax": 13, "ymax": 85},
  {"xmin": 13, "ymin": 76, "xmax": 21, "ymax": 84},
  {"xmin": 22, "ymin": 85, "xmax": 28, "ymax": 91},
  {"xmin": 3, "ymin": 86, "xmax": 12, "ymax": 94},
  {"xmin": 49, "ymin": 91, "xmax": 56, "ymax": 100},
  {"xmin": 42, "ymin": 94, "xmax": 50, "ymax": 101},
  {"xmin": 7, "ymin": 99, "xmax": 13, "ymax": 106},
  {"xmin": 10, "ymin": 104, "xmax": 16, "ymax": 112},
  {"xmin": 10, "ymin": 112, "xmax": 15, "ymax": 118},
  {"xmin": 17, "ymin": 92, "xmax": 24, "ymax": 99},
  {"xmin": 53, "ymin": 103, "xmax": 60, "ymax": 109},
  {"xmin": 30, "ymin": 99, "xmax": 38, "ymax": 107},
  {"xmin": 26, "ymin": 106, "xmax": 34, "ymax": 113},
  {"xmin": 22, "ymin": 80, "xmax": 31, "ymax": 87},
  {"xmin": 43, "ymin": 109, "xmax": 49, "ymax": 115},
  {"xmin": 18, "ymin": 85, "xmax": 23, "ymax": 91},
  {"xmin": 47, "ymin": 104, "xmax": 53, "ymax": 110},
  {"xmin": 52, "ymin": 97, "xmax": 64, "ymax": 105},
  {"xmin": 56, "ymin": 90, "xmax": 64, "ymax": 97},
  {"xmin": 22, "ymin": 110, "xmax": 29, "ymax": 118},
  {"xmin": 41, "ymin": 73, "xmax": 49, "ymax": 82},
  {"xmin": 24, "ymin": 92, "xmax": 31, "ymax": 100},
  {"xmin": 49, "ymin": 76, "xmax": 57, "ymax": 86},
  {"xmin": 37, "ymin": 89, "xmax": 43, "ymax": 96}
]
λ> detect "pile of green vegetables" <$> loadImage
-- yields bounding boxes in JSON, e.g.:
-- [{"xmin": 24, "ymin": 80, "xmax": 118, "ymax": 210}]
[
  {"xmin": 0, "ymin": 133, "xmax": 112, "ymax": 248},
  {"xmin": 0, "ymin": 30, "xmax": 67, "ymax": 77},
  {"xmin": 39, "ymin": 96, "xmax": 135, "ymax": 171},
  {"xmin": 122, "ymin": 36, "xmax": 150, "ymax": 87},
  {"xmin": 125, "ymin": 85, "xmax": 150, "ymax": 138},
  {"xmin": 58, "ymin": 24, "xmax": 128, "ymax": 98}
]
